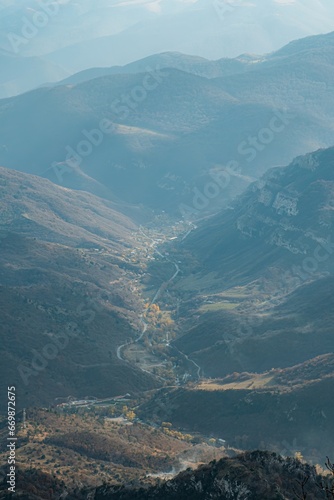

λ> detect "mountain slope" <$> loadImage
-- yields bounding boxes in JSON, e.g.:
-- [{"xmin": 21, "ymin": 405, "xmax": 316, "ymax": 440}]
[
  {"xmin": 0, "ymin": 167, "xmax": 158, "ymax": 410},
  {"xmin": 0, "ymin": 408, "xmax": 219, "ymax": 493},
  {"xmin": 91, "ymin": 451, "xmax": 329, "ymax": 500},
  {"xmin": 139, "ymin": 355, "xmax": 334, "ymax": 464},
  {"xmin": 173, "ymin": 275, "xmax": 334, "ymax": 380},
  {"xmin": 168, "ymin": 147, "xmax": 334, "ymax": 378},
  {"xmin": 182, "ymin": 146, "xmax": 334, "ymax": 281}
]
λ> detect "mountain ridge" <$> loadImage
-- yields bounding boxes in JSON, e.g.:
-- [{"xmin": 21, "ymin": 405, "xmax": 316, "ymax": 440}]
[{"xmin": 2, "ymin": 32, "xmax": 334, "ymax": 215}]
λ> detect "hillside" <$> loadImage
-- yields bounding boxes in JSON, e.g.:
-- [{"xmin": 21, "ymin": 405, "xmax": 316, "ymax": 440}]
[
  {"xmin": 0, "ymin": 407, "xmax": 232, "ymax": 498},
  {"xmin": 56, "ymin": 52, "xmax": 258, "ymax": 88},
  {"xmin": 58, "ymin": 30, "xmax": 334, "ymax": 89},
  {"xmin": 0, "ymin": 167, "xmax": 159, "ymax": 411},
  {"xmin": 0, "ymin": 166, "xmax": 139, "ymax": 246},
  {"xmin": 180, "ymin": 146, "xmax": 334, "ymax": 281},
  {"xmin": 157, "ymin": 147, "xmax": 333, "ymax": 378},
  {"xmin": 171, "ymin": 275, "xmax": 334, "ymax": 380},
  {"xmin": 1, "ymin": 404, "xmax": 332, "ymax": 499},
  {"xmin": 138, "ymin": 355, "xmax": 334, "ymax": 465},
  {"xmin": 88, "ymin": 451, "xmax": 331, "ymax": 500}
]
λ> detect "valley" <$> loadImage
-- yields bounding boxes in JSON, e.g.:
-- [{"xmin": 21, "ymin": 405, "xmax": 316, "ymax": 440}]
[
  {"xmin": 105, "ymin": 146, "xmax": 334, "ymax": 467},
  {"xmin": 2, "ymin": 146, "xmax": 334, "ymax": 473},
  {"xmin": 1, "ymin": 13, "xmax": 334, "ymax": 497}
]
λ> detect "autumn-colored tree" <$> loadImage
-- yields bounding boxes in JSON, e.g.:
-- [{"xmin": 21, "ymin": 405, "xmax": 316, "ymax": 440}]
[{"xmin": 125, "ymin": 410, "xmax": 136, "ymax": 421}]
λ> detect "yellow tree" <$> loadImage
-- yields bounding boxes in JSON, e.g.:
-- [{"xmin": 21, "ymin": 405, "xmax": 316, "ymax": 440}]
[{"xmin": 125, "ymin": 410, "xmax": 136, "ymax": 421}]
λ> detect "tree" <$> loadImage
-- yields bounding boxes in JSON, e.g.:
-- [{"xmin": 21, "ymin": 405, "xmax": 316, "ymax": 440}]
[
  {"xmin": 317, "ymin": 457, "xmax": 334, "ymax": 498},
  {"xmin": 295, "ymin": 452, "xmax": 304, "ymax": 463},
  {"xmin": 125, "ymin": 410, "xmax": 136, "ymax": 421},
  {"xmin": 293, "ymin": 475, "xmax": 309, "ymax": 500}
]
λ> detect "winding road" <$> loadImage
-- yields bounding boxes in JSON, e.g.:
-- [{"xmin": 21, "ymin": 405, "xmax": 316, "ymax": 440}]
[
  {"xmin": 116, "ymin": 314, "xmax": 148, "ymax": 361},
  {"xmin": 151, "ymin": 263, "xmax": 180, "ymax": 304},
  {"xmin": 116, "ymin": 226, "xmax": 202, "ymax": 381},
  {"xmin": 170, "ymin": 344, "xmax": 202, "ymax": 379}
]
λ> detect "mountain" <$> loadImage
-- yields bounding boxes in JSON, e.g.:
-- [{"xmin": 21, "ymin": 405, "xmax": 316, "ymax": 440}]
[
  {"xmin": 0, "ymin": 0, "xmax": 145, "ymax": 98},
  {"xmin": 55, "ymin": 52, "xmax": 255, "ymax": 88},
  {"xmin": 181, "ymin": 146, "xmax": 334, "ymax": 280},
  {"xmin": 38, "ymin": 0, "xmax": 334, "ymax": 76},
  {"xmin": 2, "ymin": 1, "xmax": 334, "ymax": 98},
  {"xmin": 0, "ymin": 167, "xmax": 159, "ymax": 411},
  {"xmin": 1, "ymin": 32, "xmax": 334, "ymax": 215},
  {"xmin": 0, "ymin": 68, "xmax": 239, "ymax": 211},
  {"xmin": 168, "ymin": 146, "xmax": 334, "ymax": 372},
  {"xmin": 3, "ymin": 5, "xmax": 334, "ymax": 498}
]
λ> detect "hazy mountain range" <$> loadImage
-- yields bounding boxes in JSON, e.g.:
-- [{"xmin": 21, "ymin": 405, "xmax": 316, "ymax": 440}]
[
  {"xmin": 1, "ymin": 31, "xmax": 334, "ymax": 218},
  {"xmin": 1, "ymin": 0, "xmax": 334, "ymax": 98}
]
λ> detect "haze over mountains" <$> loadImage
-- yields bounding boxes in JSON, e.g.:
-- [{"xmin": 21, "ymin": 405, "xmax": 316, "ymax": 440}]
[
  {"xmin": 2, "ymin": 0, "xmax": 334, "ymax": 98},
  {"xmin": 1, "ymin": 31, "xmax": 334, "ymax": 218},
  {"xmin": 2, "ymin": 4, "xmax": 334, "ymax": 497}
]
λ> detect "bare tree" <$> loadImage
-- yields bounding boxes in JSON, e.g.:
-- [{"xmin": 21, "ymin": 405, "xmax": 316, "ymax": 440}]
[
  {"xmin": 317, "ymin": 458, "xmax": 334, "ymax": 499},
  {"xmin": 293, "ymin": 474, "xmax": 309, "ymax": 500}
]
